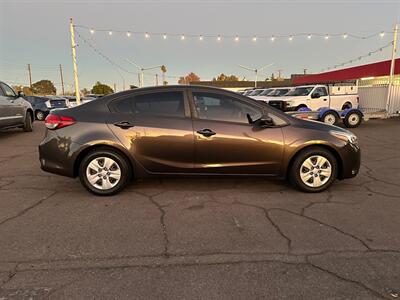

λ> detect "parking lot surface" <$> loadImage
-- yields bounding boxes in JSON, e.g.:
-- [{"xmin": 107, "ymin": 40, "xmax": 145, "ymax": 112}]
[{"xmin": 0, "ymin": 119, "xmax": 399, "ymax": 299}]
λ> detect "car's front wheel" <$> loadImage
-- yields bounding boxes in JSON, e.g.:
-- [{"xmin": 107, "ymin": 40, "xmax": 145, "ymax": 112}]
[
  {"xmin": 79, "ymin": 148, "xmax": 132, "ymax": 196},
  {"xmin": 289, "ymin": 147, "xmax": 338, "ymax": 192}
]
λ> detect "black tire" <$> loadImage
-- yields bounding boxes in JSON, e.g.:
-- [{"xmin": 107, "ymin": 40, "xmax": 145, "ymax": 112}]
[
  {"xmin": 343, "ymin": 111, "xmax": 362, "ymax": 128},
  {"xmin": 320, "ymin": 111, "xmax": 339, "ymax": 126},
  {"xmin": 23, "ymin": 112, "xmax": 33, "ymax": 132},
  {"xmin": 35, "ymin": 110, "xmax": 45, "ymax": 121},
  {"xmin": 289, "ymin": 147, "xmax": 338, "ymax": 193},
  {"xmin": 341, "ymin": 102, "xmax": 352, "ymax": 110},
  {"xmin": 79, "ymin": 148, "xmax": 132, "ymax": 196}
]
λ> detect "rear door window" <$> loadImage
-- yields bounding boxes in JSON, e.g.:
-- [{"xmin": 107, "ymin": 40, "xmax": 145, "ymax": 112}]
[{"xmin": 112, "ymin": 91, "xmax": 185, "ymax": 118}]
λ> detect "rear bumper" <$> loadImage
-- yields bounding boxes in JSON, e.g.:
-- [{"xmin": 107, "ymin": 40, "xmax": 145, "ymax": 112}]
[{"xmin": 39, "ymin": 131, "xmax": 80, "ymax": 177}]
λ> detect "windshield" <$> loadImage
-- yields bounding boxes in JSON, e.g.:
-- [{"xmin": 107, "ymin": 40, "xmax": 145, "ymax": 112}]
[
  {"xmin": 259, "ymin": 89, "xmax": 273, "ymax": 96},
  {"xmin": 268, "ymin": 89, "xmax": 290, "ymax": 96},
  {"xmin": 248, "ymin": 89, "xmax": 264, "ymax": 96},
  {"xmin": 286, "ymin": 87, "xmax": 314, "ymax": 96}
]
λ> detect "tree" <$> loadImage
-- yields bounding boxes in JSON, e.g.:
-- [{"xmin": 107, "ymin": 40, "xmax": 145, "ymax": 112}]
[
  {"xmin": 178, "ymin": 72, "xmax": 200, "ymax": 84},
  {"xmin": 81, "ymin": 88, "xmax": 90, "ymax": 96},
  {"xmin": 91, "ymin": 81, "xmax": 114, "ymax": 95},
  {"xmin": 213, "ymin": 73, "xmax": 239, "ymax": 81},
  {"xmin": 12, "ymin": 85, "xmax": 33, "ymax": 96},
  {"xmin": 31, "ymin": 80, "xmax": 56, "ymax": 95}
]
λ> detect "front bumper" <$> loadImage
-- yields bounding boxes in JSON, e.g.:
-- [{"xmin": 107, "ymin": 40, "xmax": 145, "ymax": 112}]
[{"xmin": 339, "ymin": 142, "xmax": 361, "ymax": 179}]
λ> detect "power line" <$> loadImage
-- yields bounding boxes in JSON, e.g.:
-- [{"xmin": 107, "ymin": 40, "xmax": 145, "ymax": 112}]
[
  {"xmin": 320, "ymin": 41, "xmax": 393, "ymax": 72},
  {"xmin": 75, "ymin": 29, "xmax": 185, "ymax": 81}
]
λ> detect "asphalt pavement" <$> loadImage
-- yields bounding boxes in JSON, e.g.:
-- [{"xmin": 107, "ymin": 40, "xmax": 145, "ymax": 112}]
[{"xmin": 0, "ymin": 119, "xmax": 399, "ymax": 299}]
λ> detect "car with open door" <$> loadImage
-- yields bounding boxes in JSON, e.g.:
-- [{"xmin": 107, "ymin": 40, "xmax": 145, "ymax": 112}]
[
  {"xmin": 0, "ymin": 81, "xmax": 34, "ymax": 131},
  {"xmin": 39, "ymin": 86, "xmax": 360, "ymax": 196}
]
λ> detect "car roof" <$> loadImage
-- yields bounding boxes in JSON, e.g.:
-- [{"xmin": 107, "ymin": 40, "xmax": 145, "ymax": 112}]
[{"xmin": 103, "ymin": 85, "xmax": 248, "ymax": 99}]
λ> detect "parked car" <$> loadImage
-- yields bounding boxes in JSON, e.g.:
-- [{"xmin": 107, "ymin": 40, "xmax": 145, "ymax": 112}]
[
  {"xmin": 67, "ymin": 96, "xmax": 97, "ymax": 107},
  {"xmin": 39, "ymin": 86, "xmax": 360, "ymax": 196},
  {"xmin": 24, "ymin": 96, "xmax": 52, "ymax": 120},
  {"xmin": 252, "ymin": 87, "xmax": 292, "ymax": 102},
  {"xmin": 247, "ymin": 88, "xmax": 268, "ymax": 98},
  {"xmin": 45, "ymin": 96, "xmax": 70, "ymax": 109},
  {"xmin": 0, "ymin": 81, "xmax": 34, "ymax": 131}
]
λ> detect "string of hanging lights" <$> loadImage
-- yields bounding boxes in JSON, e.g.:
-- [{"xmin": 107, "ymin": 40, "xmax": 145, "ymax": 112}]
[{"xmin": 75, "ymin": 24, "xmax": 390, "ymax": 43}]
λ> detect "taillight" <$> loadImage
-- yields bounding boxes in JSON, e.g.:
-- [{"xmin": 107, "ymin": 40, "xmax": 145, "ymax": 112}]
[{"xmin": 45, "ymin": 114, "xmax": 76, "ymax": 130}]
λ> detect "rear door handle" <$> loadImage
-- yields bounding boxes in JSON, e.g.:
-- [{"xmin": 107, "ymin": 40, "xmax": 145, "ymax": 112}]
[
  {"xmin": 323, "ymin": 98, "xmax": 328, "ymax": 101},
  {"xmin": 197, "ymin": 129, "xmax": 216, "ymax": 137},
  {"xmin": 114, "ymin": 121, "xmax": 135, "ymax": 129}
]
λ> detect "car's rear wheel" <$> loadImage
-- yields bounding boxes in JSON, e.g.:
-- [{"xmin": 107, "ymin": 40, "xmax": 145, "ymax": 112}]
[
  {"xmin": 23, "ymin": 112, "xmax": 33, "ymax": 132},
  {"xmin": 35, "ymin": 110, "xmax": 45, "ymax": 121},
  {"xmin": 79, "ymin": 149, "xmax": 132, "ymax": 196},
  {"xmin": 289, "ymin": 147, "xmax": 338, "ymax": 192}
]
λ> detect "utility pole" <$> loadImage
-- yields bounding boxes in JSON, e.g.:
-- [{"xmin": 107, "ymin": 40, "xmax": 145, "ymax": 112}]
[
  {"xmin": 59, "ymin": 64, "xmax": 65, "ymax": 95},
  {"xmin": 69, "ymin": 18, "xmax": 81, "ymax": 105},
  {"xmin": 137, "ymin": 74, "xmax": 141, "ymax": 87},
  {"xmin": 27, "ymin": 64, "xmax": 32, "ymax": 89},
  {"xmin": 277, "ymin": 69, "xmax": 283, "ymax": 80},
  {"xmin": 114, "ymin": 83, "xmax": 117, "ymax": 93},
  {"xmin": 386, "ymin": 23, "xmax": 398, "ymax": 114},
  {"xmin": 155, "ymin": 74, "xmax": 159, "ymax": 86}
]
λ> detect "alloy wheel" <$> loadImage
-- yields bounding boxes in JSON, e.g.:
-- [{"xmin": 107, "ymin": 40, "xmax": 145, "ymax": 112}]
[
  {"xmin": 86, "ymin": 157, "xmax": 121, "ymax": 190},
  {"xmin": 299, "ymin": 155, "xmax": 332, "ymax": 188}
]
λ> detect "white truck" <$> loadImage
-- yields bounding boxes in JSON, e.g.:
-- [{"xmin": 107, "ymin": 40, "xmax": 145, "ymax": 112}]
[{"xmin": 266, "ymin": 84, "xmax": 359, "ymax": 112}]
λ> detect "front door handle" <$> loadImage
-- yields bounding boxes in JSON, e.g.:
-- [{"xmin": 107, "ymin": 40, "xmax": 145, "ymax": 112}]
[
  {"xmin": 197, "ymin": 129, "xmax": 216, "ymax": 137},
  {"xmin": 114, "ymin": 121, "xmax": 135, "ymax": 129},
  {"xmin": 323, "ymin": 98, "xmax": 328, "ymax": 101}
]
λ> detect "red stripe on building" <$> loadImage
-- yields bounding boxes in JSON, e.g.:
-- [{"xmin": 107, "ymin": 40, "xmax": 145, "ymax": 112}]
[{"xmin": 292, "ymin": 58, "xmax": 400, "ymax": 85}]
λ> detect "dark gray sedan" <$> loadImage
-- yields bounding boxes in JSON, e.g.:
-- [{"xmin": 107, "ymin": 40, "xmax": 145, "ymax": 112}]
[{"xmin": 39, "ymin": 86, "xmax": 360, "ymax": 196}]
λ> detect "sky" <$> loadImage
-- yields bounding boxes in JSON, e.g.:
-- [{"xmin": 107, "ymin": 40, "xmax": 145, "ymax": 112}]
[{"xmin": 0, "ymin": 0, "xmax": 399, "ymax": 93}]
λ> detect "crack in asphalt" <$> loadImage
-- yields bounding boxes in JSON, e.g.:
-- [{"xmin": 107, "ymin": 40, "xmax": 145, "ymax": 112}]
[
  {"xmin": 133, "ymin": 191, "xmax": 170, "ymax": 258},
  {"xmin": 0, "ymin": 263, "xmax": 18, "ymax": 288},
  {"xmin": 0, "ymin": 191, "xmax": 58, "ymax": 227},
  {"xmin": 1, "ymin": 251, "xmax": 397, "ymax": 300},
  {"xmin": 271, "ymin": 207, "xmax": 371, "ymax": 250},
  {"xmin": 306, "ymin": 257, "xmax": 388, "ymax": 299}
]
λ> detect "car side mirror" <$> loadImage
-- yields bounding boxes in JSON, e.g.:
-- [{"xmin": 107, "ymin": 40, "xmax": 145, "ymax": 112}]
[
  {"xmin": 311, "ymin": 92, "xmax": 320, "ymax": 99},
  {"xmin": 247, "ymin": 113, "xmax": 274, "ymax": 128},
  {"xmin": 17, "ymin": 91, "xmax": 25, "ymax": 98},
  {"xmin": 257, "ymin": 115, "xmax": 274, "ymax": 127}
]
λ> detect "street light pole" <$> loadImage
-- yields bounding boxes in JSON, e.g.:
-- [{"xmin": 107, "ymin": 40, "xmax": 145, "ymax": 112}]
[
  {"xmin": 238, "ymin": 63, "xmax": 274, "ymax": 88},
  {"xmin": 69, "ymin": 18, "xmax": 81, "ymax": 105},
  {"xmin": 386, "ymin": 23, "xmax": 398, "ymax": 114}
]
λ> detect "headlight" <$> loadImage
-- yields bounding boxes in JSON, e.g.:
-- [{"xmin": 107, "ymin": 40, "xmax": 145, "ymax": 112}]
[{"xmin": 330, "ymin": 130, "xmax": 358, "ymax": 145}]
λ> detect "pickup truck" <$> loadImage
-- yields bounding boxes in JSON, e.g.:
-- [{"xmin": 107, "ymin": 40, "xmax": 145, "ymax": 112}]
[{"xmin": 266, "ymin": 84, "xmax": 359, "ymax": 112}]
